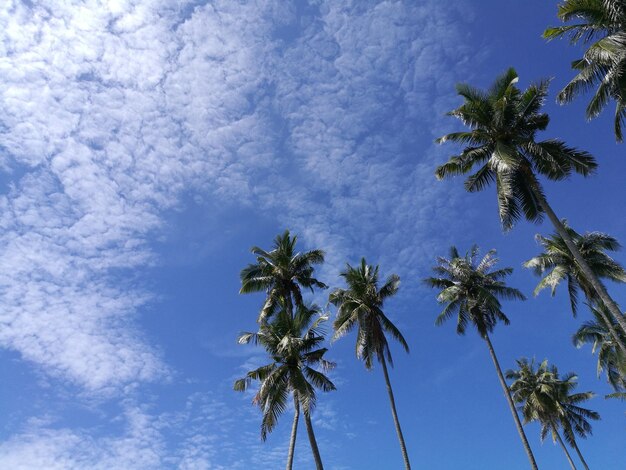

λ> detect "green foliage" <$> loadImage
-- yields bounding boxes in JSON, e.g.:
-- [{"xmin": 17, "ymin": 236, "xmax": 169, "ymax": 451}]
[
  {"xmin": 436, "ymin": 68, "xmax": 596, "ymax": 230},
  {"xmin": 329, "ymin": 258, "xmax": 408, "ymax": 370},
  {"xmin": 240, "ymin": 230, "xmax": 327, "ymax": 322},
  {"xmin": 425, "ymin": 245, "xmax": 525, "ymax": 338},
  {"xmin": 506, "ymin": 358, "xmax": 600, "ymax": 447},
  {"xmin": 544, "ymin": 0, "xmax": 626, "ymax": 140},
  {"xmin": 574, "ymin": 303, "xmax": 626, "ymax": 394},
  {"xmin": 524, "ymin": 222, "xmax": 626, "ymax": 316},
  {"xmin": 234, "ymin": 304, "xmax": 336, "ymax": 440}
]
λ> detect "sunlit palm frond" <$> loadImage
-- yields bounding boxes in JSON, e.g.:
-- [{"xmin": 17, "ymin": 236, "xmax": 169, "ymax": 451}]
[
  {"xmin": 427, "ymin": 245, "xmax": 523, "ymax": 338},
  {"xmin": 437, "ymin": 68, "xmax": 597, "ymax": 229},
  {"xmin": 545, "ymin": 0, "xmax": 626, "ymax": 140},
  {"xmin": 525, "ymin": 222, "xmax": 626, "ymax": 316},
  {"xmin": 235, "ymin": 305, "xmax": 335, "ymax": 441}
]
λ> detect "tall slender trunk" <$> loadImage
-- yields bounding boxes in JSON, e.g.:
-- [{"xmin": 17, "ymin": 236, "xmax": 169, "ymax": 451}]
[
  {"xmin": 570, "ymin": 438, "xmax": 591, "ymax": 470},
  {"xmin": 554, "ymin": 428, "xmax": 577, "ymax": 470},
  {"xmin": 304, "ymin": 411, "xmax": 324, "ymax": 470},
  {"xmin": 534, "ymin": 191, "xmax": 626, "ymax": 345},
  {"xmin": 484, "ymin": 334, "xmax": 539, "ymax": 470},
  {"xmin": 286, "ymin": 395, "xmax": 300, "ymax": 470},
  {"xmin": 380, "ymin": 355, "xmax": 412, "ymax": 470}
]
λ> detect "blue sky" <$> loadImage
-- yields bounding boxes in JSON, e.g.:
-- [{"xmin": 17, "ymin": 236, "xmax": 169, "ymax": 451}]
[{"xmin": 0, "ymin": 0, "xmax": 624, "ymax": 468}]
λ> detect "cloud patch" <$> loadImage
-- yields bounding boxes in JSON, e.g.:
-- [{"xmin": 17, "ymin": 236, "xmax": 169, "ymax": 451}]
[{"xmin": 1, "ymin": 0, "xmax": 476, "ymax": 405}]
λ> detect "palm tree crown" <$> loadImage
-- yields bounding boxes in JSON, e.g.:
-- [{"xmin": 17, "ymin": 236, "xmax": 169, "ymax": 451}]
[
  {"xmin": 240, "ymin": 230, "xmax": 327, "ymax": 322},
  {"xmin": 425, "ymin": 245, "xmax": 526, "ymax": 338},
  {"xmin": 330, "ymin": 258, "xmax": 409, "ymax": 367},
  {"xmin": 507, "ymin": 358, "xmax": 599, "ymax": 444},
  {"xmin": 574, "ymin": 303, "xmax": 626, "ymax": 394},
  {"xmin": 436, "ymin": 67, "xmax": 596, "ymax": 230},
  {"xmin": 507, "ymin": 358, "xmax": 599, "ymax": 470},
  {"xmin": 524, "ymin": 223, "xmax": 626, "ymax": 316},
  {"xmin": 508, "ymin": 358, "xmax": 562, "ymax": 434},
  {"xmin": 234, "ymin": 304, "xmax": 336, "ymax": 440},
  {"xmin": 544, "ymin": 0, "xmax": 626, "ymax": 140}
]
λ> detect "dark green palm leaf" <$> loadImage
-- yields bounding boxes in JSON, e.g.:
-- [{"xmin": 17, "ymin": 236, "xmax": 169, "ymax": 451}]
[
  {"xmin": 574, "ymin": 303, "xmax": 626, "ymax": 393},
  {"xmin": 235, "ymin": 305, "xmax": 335, "ymax": 441},
  {"xmin": 427, "ymin": 245, "xmax": 523, "ymax": 338},
  {"xmin": 437, "ymin": 68, "xmax": 597, "ymax": 229},
  {"xmin": 545, "ymin": 0, "xmax": 626, "ymax": 140},
  {"xmin": 525, "ymin": 222, "xmax": 626, "ymax": 316},
  {"xmin": 331, "ymin": 259, "xmax": 408, "ymax": 368},
  {"xmin": 507, "ymin": 358, "xmax": 599, "ymax": 448},
  {"xmin": 239, "ymin": 230, "xmax": 326, "ymax": 322}
]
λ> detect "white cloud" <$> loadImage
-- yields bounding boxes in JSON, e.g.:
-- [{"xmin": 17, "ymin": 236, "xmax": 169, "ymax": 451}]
[
  {"xmin": 0, "ymin": 393, "xmax": 300, "ymax": 470},
  {"xmin": 246, "ymin": 0, "xmax": 477, "ymax": 290},
  {"xmin": 0, "ymin": 3, "xmax": 480, "ymax": 467},
  {"xmin": 0, "ymin": 0, "xmax": 283, "ymax": 392},
  {"xmin": 0, "ymin": 406, "xmax": 165, "ymax": 470}
]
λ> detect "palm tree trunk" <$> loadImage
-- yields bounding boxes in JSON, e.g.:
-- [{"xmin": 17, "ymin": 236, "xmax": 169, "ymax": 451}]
[
  {"xmin": 484, "ymin": 334, "xmax": 539, "ymax": 470},
  {"xmin": 570, "ymin": 439, "xmax": 591, "ymax": 470},
  {"xmin": 554, "ymin": 429, "xmax": 577, "ymax": 470},
  {"xmin": 380, "ymin": 355, "xmax": 412, "ymax": 470},
  {"xmin": 303, "ymin": 411, "xmax": 324, "ymax": 470},
  {"xmin": 286, "ymin": 395, "xmax": 300, "ymax": 470},
  {"xmin": 534, "ymin": 193, "xmax": 626, "ymax": 345}
]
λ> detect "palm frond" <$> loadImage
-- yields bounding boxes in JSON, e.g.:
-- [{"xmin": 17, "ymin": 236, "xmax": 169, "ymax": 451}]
[
  {"xmin": 546, "ymin": 0, "xmax": 626, "ymax": 140},
  {"xmin": 304, "ymin": 367, "xmax": 336, "ymax": 392},
  {"xmin": 331, "ymin": 259, "xmax": 408, "ymax": 372}
]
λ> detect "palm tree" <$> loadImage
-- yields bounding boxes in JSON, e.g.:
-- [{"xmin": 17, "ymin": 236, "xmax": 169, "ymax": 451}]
[
  {"xmin": 524, "ymin": 224, "xmax": 626, "ymax": 356},
  {"xmin": 544, "ymin": 0, "xmax": 626, "ymax": 141},
  {"xmin": 558, "ymin": 381, "xmax": 599, "ymax": 470},
  {"xmin": 425, "ymin": 246, "xmax": 539, "ymax": 470},
  {"xmin": 240, "ymin": 230, "xmax": 327, "ymax": 322},
  {"xmin": 234, "ymin": 304, "xmax": 336, "ymax": 470},
  {"xmin": 574, "ymin": 303, "xmax": 626, "ymax": 395},
  {"xmin": 329, "ymin": 258, "xmax": 411, "ymax": 470},
  {"xmin": 507, "ymin": 358, "xmax": 599, "ymax": 470},
  {"xmin": 436, "ymin": 68, "xmax": 626, "ymax": 342},
  {"xmin": 507, "ymin": 359, "xmax": 578, "ymax": 469}
]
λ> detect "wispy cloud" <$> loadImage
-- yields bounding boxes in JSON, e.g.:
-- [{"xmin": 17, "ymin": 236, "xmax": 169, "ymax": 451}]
[
  {"xmin": 247, "ymin": 0, "xmax": 477, "ymax": 286},
  {"xmin": 1, "ymin": 0, "xmax": 475, "ymax": 393},
  {"xmin": 0, "ymin": 406, "xmax": 165, "ymax": 470},
  {"xmin": 0, "ymin": 392, "xmax": 310, "ymax": 470},
  {"xmin": 1, "ymin": 0, "xmax": 480, "ymax": 466},
  {"xmin": 1, "ymin": 0, "xmax": 186, "ymax": 392},
  {"xmin": 0, "ymin": 0, "xmax": 281, "ymax": 392}
]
